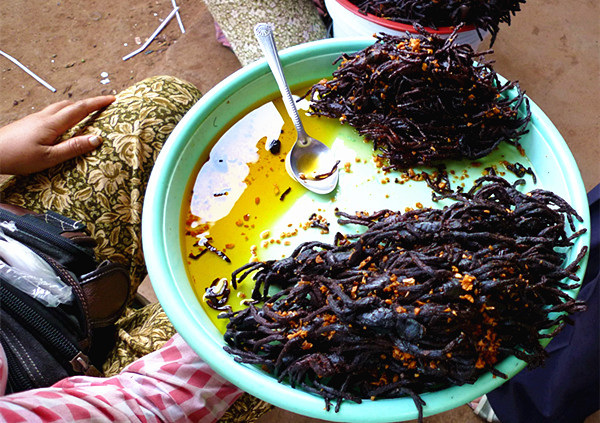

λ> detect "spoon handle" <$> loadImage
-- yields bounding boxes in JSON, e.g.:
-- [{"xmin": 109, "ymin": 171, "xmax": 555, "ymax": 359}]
[{"xmin": 254, "ymin": 23, "xmax": 309, "ymax": 142}]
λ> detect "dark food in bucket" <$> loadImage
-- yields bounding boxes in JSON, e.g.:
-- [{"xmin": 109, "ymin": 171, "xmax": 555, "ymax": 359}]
[
  {"xmin": 222, "ymin": 176, "xmax": 587, "ymax": 421},
  {"xmin": 347, "ymin": 0, "xmax": 527, "ymax": 44},
  {"xmin": 304, "ymin": 27, "xmax": 531, "ymax": 170}
]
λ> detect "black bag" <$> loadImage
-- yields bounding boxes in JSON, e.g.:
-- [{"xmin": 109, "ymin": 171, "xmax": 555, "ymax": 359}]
[{"xmin": 0, "ymin": 203, "xmax": 131, "ymax": 394}]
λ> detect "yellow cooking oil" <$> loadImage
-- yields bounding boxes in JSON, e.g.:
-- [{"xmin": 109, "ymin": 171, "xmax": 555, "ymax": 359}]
[
  {"xmin": 182, "ymin": 93, "xmax": 343, "ymax": 333},
  {"xmin": 180, "ymin": 90, "xmax": 535, "ymax": 334}
]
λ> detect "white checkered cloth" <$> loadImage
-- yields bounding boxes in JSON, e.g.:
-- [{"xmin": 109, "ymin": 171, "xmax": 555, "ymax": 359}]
[{"xmin": 0, "ymin": 334, "xmax": 242, "ymax": 422}]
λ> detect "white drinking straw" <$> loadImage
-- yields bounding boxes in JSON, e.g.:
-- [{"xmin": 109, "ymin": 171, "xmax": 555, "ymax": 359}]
[
  {"xmin": 123, "ymin": 7, "xmax": 180, "ymax": 61},
  {"xmin": 171, "ymin": 0, "xmax": 185, "ymax": 34},
  {"xmin": 0, "ymin": 49, "xmax": 57, "ymax": 92}
]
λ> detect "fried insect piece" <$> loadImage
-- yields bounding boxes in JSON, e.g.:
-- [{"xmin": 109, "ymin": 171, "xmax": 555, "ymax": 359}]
[
  {"xmin": 203, "ymin": 277, "xmax": 232, "ymax": 312},
  {"xmin": 304, "ymin": 27, "xmax": 531, "ymax": 170},
  {"xmin": 222, "ymin": 177, "xmax": 587, "ymax": 421},
  {"xmin": 195, "ymin": 237, "xmax": 231, "ymax": 263},
  {"xmin": 503, "ymin": 160, "xmax": 537, "ymax": 184}
]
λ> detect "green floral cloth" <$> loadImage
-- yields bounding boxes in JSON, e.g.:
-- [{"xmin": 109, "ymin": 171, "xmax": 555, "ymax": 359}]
[
  {"xmin": 0, "ymin": 75, "xmax": 274, "ymax": 422},
  {"xmin": 102, "ymin": 303, "xmax": 177, "ymax": 377},
  {"xmin": 0, "ymin": 75, "xmax": 201, "ymax": 299}
]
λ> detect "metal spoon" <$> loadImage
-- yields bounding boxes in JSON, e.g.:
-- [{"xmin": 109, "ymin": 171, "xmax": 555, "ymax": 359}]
[{"xmin": 254, "ymin": 23, "xmax": 339, "ymax": 195}]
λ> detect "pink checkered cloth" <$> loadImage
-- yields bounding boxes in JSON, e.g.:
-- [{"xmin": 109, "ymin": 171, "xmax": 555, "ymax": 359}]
[{"xmin": 0, "ymin": 334, "xmax": 242, "ymax": 422}]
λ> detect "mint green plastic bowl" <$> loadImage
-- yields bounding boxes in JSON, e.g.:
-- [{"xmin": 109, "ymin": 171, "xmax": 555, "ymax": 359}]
[{"xmin": 142, "ymin": 38, "xmax": 590, "ymax": 422}]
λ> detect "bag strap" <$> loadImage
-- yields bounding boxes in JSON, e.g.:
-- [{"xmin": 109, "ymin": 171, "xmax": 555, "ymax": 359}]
[
  {"xmin": 81, "ymin": 261, "xmax": 130, "ymax": 328},
  {"xmin": 0, "ymin": 202, "xmax": 131, "ymax": 384}
]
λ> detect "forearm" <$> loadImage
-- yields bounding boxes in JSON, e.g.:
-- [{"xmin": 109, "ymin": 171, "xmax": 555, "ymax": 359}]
[{"xmin": 0, "ymin": 334, "xmax": 242, "ymax": 423}]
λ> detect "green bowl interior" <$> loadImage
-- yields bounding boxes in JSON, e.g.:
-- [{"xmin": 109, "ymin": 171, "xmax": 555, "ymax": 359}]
[{"xmin": 142, "ymin": 37, "xmax": 590, "ymax": 422}]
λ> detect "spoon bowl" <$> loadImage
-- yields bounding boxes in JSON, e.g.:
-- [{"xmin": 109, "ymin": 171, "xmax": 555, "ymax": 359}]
[
  {"xmin": 286, "ymin": 135, "xmax": 340, "ymax": 195},
  {"xmin": 254, "ymin": 23, "xmax": 339, "ymax": 194}
]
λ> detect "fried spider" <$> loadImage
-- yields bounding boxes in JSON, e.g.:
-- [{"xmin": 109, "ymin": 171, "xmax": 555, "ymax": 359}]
[
  {"xmin": 222, "ymin": 177, "xmax": 587, "ymax": 422},
  {"xmin": 348, "ymin": 0, "xmax": 527, "ymax": 45},
  {"xmin": 303, "ymin": 27, "xmax": 531, "ymax": 170}
]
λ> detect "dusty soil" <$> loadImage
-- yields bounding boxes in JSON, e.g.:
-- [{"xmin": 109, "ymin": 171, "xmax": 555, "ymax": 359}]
[{"xmin": 0, "ymin": 0, "xmax": 241, "ymax": 128}]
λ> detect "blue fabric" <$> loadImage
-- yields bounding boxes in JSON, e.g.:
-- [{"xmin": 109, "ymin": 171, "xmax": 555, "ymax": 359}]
[{"xmin": 487, "ymin": 184, "xmax": 600, "ymax": 423}]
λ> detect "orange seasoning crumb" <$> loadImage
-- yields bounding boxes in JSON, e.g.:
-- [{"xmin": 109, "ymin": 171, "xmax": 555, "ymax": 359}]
[
  {"xmin": 402, "ymin": 277, "xmax": 416, "ymax": 286},
  {"xmin": 475, "ymin": 329, "xmax": 501, "ymax": 368},
  {"xmin": 409, "ymin": 37, "xmax": 421, "ymax": 52},
  {"xmin": 461, "ymin": 274, "xmax": 476, "ymax": 291},
  {"xmin": 301, "ymin": 340, "xmax": 313, "ymax": 350},
  {"xmin": 322, "ymin": 313, "xmax": 337, "ymax": 325},
  {"xmin": 373, "ymin": 155, "xmax": 384, "ymax": 168},
  {"xmin": 358, "ymin": 256, "xmax": 372, "ymax": 269},
  {"xmin": 287, "ymin": 329, "xmax": 308, "ymax": 340},
  {"xmin": 350, "ymin": 284, "xmax": 358, "ymax": 299},
  {"xmin": 392, "ymin": 347, "xmax": 415, "ymax": 363}
]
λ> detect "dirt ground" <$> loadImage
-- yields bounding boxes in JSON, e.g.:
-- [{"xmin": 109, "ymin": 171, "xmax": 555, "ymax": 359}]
[{"xmin": 0, "ymin": 0, "xmax": 241, "ymax": 128}]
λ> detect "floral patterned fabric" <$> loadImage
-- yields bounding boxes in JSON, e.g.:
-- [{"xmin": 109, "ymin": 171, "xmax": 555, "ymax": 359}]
[
  {"xmin": 102, "ymin": 303, "xmax": 177, "ymax": 377},
  {"xmin": 0, "ymin": 75, "xmax": 202, "ymax": 299},
  {"xmin": 0, "ymin": 74, "xmax": 275, "ymax": 423}
]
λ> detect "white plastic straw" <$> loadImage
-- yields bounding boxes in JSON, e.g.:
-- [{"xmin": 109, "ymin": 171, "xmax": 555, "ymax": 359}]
[
  {"xmin": 0, "ymin": 49, "xmax": 57, "ymax": 92},
  {"xmin": 171, "ymin": 0, "xmax": 185, "ymax": 34},
  {"xmin": 122, "ymin": 7, "xmax": 180, "ymax": 61}
]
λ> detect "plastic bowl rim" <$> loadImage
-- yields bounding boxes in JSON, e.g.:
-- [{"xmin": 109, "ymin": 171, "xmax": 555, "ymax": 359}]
[{"xmin": 142, "ymin": 36, "xmax": 590, "ymax": 422}]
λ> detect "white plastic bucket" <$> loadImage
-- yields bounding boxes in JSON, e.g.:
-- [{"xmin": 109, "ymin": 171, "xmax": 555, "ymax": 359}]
[{"xmin": 324, "ymin": 0, "xmax": 488, "ymax": 50}]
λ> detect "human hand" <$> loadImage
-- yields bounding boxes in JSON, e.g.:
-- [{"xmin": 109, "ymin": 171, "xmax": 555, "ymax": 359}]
[{"xmin": 0, "ymin": 95, "xmax": 116, "ymax": 175}]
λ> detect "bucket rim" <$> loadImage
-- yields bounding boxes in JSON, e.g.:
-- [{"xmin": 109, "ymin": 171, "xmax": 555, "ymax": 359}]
[{"xmin": 333, "ymin": 0, "xmax": 478, "ymax": 34}]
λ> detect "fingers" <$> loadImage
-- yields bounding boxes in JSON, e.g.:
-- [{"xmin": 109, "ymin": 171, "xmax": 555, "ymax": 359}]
[
  {"xmin": 46, "ymin": 95, "xmax": 116, "ymax": 134},
  {"xmin": 47, "ymin": 134, "xmax": 104, "ymax": 167},
  {"xmin": 40, "ymin": 100, "xmax": 74, "ymax": 115}
]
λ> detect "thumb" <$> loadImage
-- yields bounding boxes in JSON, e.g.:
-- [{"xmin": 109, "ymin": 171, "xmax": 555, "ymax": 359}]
[{"xmin": 49, "ymin": 134, "xmax": 103, "ymax": 165}]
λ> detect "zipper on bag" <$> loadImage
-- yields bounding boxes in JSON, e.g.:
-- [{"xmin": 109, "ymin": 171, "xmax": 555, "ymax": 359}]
[
  {"xmin": 0, "ymin": 338, "xmax": 36, "ymax": 391},
  {"xmin": 0, "ymin": 283, "xmax": 98, "ymax": 375}
]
